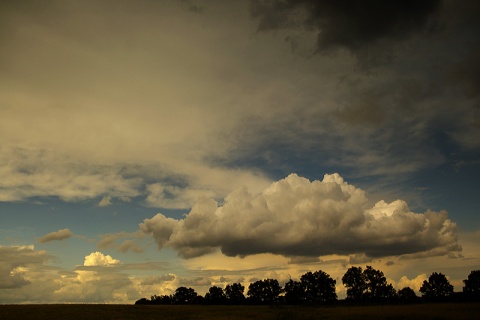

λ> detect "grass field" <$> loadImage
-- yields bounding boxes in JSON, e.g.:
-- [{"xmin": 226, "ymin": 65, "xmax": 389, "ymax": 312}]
[{"xmin": 1, "ymin": 303, "xmax": 479, "ymax": 320}]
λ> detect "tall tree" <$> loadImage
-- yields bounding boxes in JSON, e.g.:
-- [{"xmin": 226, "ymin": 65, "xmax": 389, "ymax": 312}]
[
  {"xmin": 463, "ymin": 270, "xmax": 480, "ymax": 296},
  {"xmin": 284, "ymin": 279, "xmax": 305, "ymax": 304},
  {"xmin": 173, "ymin": 287, "xmax": 198, "ymax": 304},
  {"xmin": 204, "ymin": 286, "xmax": 226, "ymax": 304},
  {"xmin": 247, "ymin": 279, "xmax": 282, "ymax": 304},
  {"xmin": 150, "ymin": 294, "xmax": 173, "ymax": 304},
  {"xmin": 225, "ymin": 283, "xmax": 245, "ymax": 304},
  {"xmin": 342, "ymin": 266, "xmax": 366, "ymax": 301},
  {"xmin": 363, "ymin": 266, "xmax": 396, "ymax": 300},
  {"xmin": 300, "ymin": 270, "xmax": 337, "ymax": 304},
  {"xmin": 420, "ymin": 272, "xmax": 454, "ymax": 299},
  {"xmin": 397, "ymin": 287, "xmax": 418, "ymax": 302},
  {"xmin": 342, "ymin": 266, "xmax": 396, "ymax": 301}
]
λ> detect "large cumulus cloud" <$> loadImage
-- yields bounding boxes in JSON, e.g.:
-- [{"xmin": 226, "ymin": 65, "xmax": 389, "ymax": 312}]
[{"xmin": 141, "ymin": 173, "xmax": 460, "ymax": 259}]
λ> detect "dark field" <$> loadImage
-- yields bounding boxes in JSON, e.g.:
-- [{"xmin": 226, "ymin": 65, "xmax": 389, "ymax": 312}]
[{"xmin": 1, "ymin": 303, "xmax": 479, "ymax": 320}]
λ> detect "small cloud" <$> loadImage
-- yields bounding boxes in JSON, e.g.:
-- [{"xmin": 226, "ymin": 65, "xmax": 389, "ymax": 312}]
[
  {"xmin": 38, "ymin": 229, "xmax": 73, "ymax": 243},
  {"xmin": 98, "ymin": 196, "xmax": 112, "ymax": 207},
  {"xmin": 288, "ymin": 256, "xmax": 320, "ymax": 264},
  {"xmin": 385, "ymin": 260, "xmax": 395, "ymax": 266},
  {"xmin": 348, "ymin": 253, "xmax": 373, "ymax": 265},
  {"xmin": 140, "ymin": 274, "xmax": 175, "ymax": 286},
  {"xmin": 97, "ymin": 231, "xmax": 145, "ymax": 253},
  {"xmin": 413, "ymin": 186, "xmax": 430, "ymax": 191},
  {"xmin": 118, "ymin": 240, "xmax": 144, "ymax": 253},
  {"xmin": 447, "ymin": 252, "xmax": 464, "ymax": 259},
  {"xmin": 145, "ymin": 183, "xmax": 215, "ymax": 209},
  {"xmin": 396, "ymin": 274, "xmax": 428, "ymax": 292},
  {"xmin": 179, "ymin": 276, "xmax": 212, "ymax": 287},
  {"xmin": 83, "ymin": 252, "xmax": 121, "ymax": 267}
]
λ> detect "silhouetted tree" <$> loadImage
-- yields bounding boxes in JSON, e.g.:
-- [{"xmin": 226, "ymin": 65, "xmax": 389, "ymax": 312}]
[
  {"xmin": 195, "ymin": 295, "xmax": 205, "ymax": 304},
  {"xmin": 173, "ymin": 287, "xmax": 198, "ymax": 304},
  {"xmin": 135, "ymin": 297, "xmax": 150, "ymax": 305},
  {"xmin": 247, "ymin": 279, "xmax": 282, "ymax": 304},
  {"xmin": 342, "ymin": 266, "xmax": 396, "ymax": 302},
  {"xmin": 342, "ymin": 266, "xmax": 367, "ymax": 301},
  {"xmin": 225, "ymin": 283, "xmax": 245, "ymax": 304},
  {"xmin": 301, "ymin": 270, "xmax": 337, "ymax": 304},
  {"xmin": 397, "ymin": 287, "xmax": 418, "ymax": 303},
  {"xmin": 463, "ymin": 270, "xmax": 480, "ymax": 297},
  {"xmin": 420, "ymin": 272, "xmax": 453, "ymax": 299},
  {"xmin": 150, "ymin": 294, "xmax": 173, "ymax": 304},
  {"xmin": 284, "ymin": 279, "xmax": 305, "ymax": 304},
  {"xmin": 204, "ymin": 285, "xmax": 227, "ymax": 304},
  {"xmin": 363, "ymin": 266, "xmax": 396, "ymax": 301}
]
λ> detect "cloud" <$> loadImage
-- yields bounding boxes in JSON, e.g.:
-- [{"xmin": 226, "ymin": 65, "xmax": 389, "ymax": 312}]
[
  {"xmin": 145, "ymin": 183, "xmax": 216, "ymax": 209},
  {"xmin": 98, "ymin": 196, "xmax": 112, "ymax": 207},
  {"xmin": 348, "ymin": 253, "xmax": 374, "ymax": 265},
  {"xmin": 0, "ymin": 145, "xmax": 271, "ymax": 210},
  {"xmin": 37, "ymin": 228, "xmax": 73, "ymax": 243},
  {"xmin": 97, "ymin": 231, "xmax": 146, "ymax": 253},
  {"xmin": 179, "ymin": 276, "xmax": 212, "ymax": 287},
  {"xmin": 0, "ymin": 0, "xmax": 477, "ymax": 211},
  {"xmin": 395, "ymin": 274, "xmax": 428, "ymax": 292},
  {"xmin": 0, "ymin": 0, "xmax": 273, "ymax": 208},
  {"xmin": 83, "ymin": 252, "xmax": 121, "ymax": 267},
  {"xmin": 251, "ymin": 0, "xmax": 441, "ymax": 55},
  {"xmin": 141, "ymin": 173, "xmax": 460, "ymax": 259},
  {"xmin": 0, "ymin": 245, "xmax": 51, "ymax": 289},
  {"xmin": 0, "ymin": 249, "xmax": 141, "ymax": 304},
  {"xmin": 0, "ymin": 146, "xmax": 142, "ymax": 202},
  {"xmin": 140, "ymin": 274, "xmax": 175, "ymax": 286}
]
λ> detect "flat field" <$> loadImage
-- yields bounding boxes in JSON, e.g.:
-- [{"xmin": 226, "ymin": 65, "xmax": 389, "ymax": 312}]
[{"xmin": 1, "ymin": 303, "xmax": 479, "ymax": 320}]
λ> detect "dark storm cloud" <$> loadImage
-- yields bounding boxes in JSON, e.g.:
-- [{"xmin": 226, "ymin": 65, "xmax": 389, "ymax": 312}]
[
  {"xmin": 444, "ymin": 2, "xmax": 480, "ymax": 108},
  {"xmin": 215, "ymin": 76, "xmax": 450, "ymax": 180},
  {"xmin": 251, "ymin": 0, "xmax": 441, "ymax": 53},
  {"xmin": 232, "ymin": 1, "xmax": 478, "ymax": 183},
  {"xmin": 141, "ymin": 174, "xmax": 460, "ymax": 259}
]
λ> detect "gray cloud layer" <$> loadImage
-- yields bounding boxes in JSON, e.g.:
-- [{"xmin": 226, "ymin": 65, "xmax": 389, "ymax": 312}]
[
  {"xmin": 141, "ymin": 174, "xmax": 460, "ymax": 259},
  {"xmin": 0, "ymin": 0, "xmax": 478, "ymax": 223}
]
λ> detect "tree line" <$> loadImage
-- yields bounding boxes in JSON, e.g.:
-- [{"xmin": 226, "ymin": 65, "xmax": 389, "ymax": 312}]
[{"xmin": 135, "ymin": 268, "xmax": 480, "ymax": 305}]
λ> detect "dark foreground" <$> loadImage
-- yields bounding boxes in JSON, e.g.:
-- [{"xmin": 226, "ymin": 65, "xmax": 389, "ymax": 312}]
[{"xmin": 1, "ymin": 303, "xmax": 479, "ymax": 320}]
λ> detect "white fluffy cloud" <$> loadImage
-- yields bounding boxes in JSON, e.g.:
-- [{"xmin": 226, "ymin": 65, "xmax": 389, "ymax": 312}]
[
  {"xmin": 141, "ymin": 173, "xmax": 460, "ymax": 259},
  {"xmin": 395, "ymin": 274, "xmax": 428, "ymax": 292},
  {"xmin": 37, "ymin": 229, "xmax": 73, "ymax": 243},
  {"xmin": 84, "ymin": 252, "xmax": 121, "ymax": 267}
]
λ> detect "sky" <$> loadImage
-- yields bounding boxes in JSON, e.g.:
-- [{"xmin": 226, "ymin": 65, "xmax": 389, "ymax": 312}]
[{"xmin": 1, "ymin": 0, "xmax": 479, "ymax": 304}]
